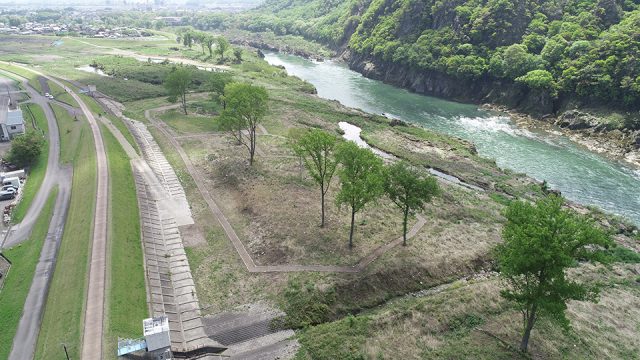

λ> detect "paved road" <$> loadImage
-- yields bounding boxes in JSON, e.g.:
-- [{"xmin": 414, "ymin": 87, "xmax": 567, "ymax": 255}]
[
  {"xmin": 0, "ymin": 67, "xmax": 73, "ymax": 360},
  {"xmin": 1, "ymin": 77, "xmax": 65, "ymax": 249}
]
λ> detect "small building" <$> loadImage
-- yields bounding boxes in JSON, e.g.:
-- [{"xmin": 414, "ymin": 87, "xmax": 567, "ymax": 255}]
[{"xmin": 0, "ymin": 97, "xmax": 25, "ymax": 141}]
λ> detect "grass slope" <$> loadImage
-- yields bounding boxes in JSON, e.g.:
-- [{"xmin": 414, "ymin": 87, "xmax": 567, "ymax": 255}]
[
  {"xmin": 101, "ymin": 124, "xmax": 147, "ymax": 357},
  {"xmin": 0, "ymin": 189, "xmax": 57, "ymax": 359},
  {"xmin": 12, "ymin": 103, "xmax": 50, "ymax": 223},
  {"xmin": 35, "ymin": 102, "xmax": 97, "ymax": 360}
]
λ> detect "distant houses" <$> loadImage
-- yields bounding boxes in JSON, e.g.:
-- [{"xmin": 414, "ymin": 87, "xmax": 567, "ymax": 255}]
[{"xmin": 0, "ymin": 97, "xmax": 25, "ymax": 142}]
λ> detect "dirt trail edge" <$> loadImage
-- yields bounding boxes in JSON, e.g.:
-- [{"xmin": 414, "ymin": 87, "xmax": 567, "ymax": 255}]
[{"xmin": 145, "ymin": 106, "xmax": 427, "ymax": 273}]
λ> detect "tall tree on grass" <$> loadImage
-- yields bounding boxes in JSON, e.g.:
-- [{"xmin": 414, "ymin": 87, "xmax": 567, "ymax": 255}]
[
  {"xmin": 164, "ymin": 67, "xmax": 192, "ymax": 115},
  {"xmin": 220, "ymin": 82, "xmax": 268, "ymax": 165},
  {"xmin": 335, "ymin": 142, "xmax": 384, "ymax": 248},
  {"xmin": 292, "ymin": 129, "xmax": 339, "ymax": 227},
  {"xmin": 217, "ymin": 36, "xmax": 230, "ymax": 63},
  {"xmin": 496, "ymin": 195, "xmax": 612, "ymax": 353},
  {"xmin": 384, "ymin": 162, "xmax": 439, "ymax": 246},
  {"xmin": 207, "ymin": 72, "xmax": 233, "ymax": 109},
  {"xmin": 205, "ymin": 34, "xmax": 216, "ymax": 58}
]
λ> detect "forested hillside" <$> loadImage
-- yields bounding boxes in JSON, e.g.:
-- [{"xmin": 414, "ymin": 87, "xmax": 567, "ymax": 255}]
[{"xmin": 197, "ymin": 0, "xmax": 640, "ymax": 125}]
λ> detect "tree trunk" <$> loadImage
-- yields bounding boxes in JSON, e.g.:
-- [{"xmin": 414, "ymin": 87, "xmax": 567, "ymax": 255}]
[
  {"xmin": 349, "ymin": 207, "xmax": 356, "ymax": 248},
  {"xmin": 402, "ymin": 206, "xmax": 409, "ymax": 246},
  {"xmin": 249, "ymin": 126, "xmax": 256, "ymax": 165},
  {"xmin": 182, "ymin": 92, "xmax": 187, "ymax": 115},
  {"xmin": 320, "ymin": 184, "xmax": 325, "ymax": 227},
  {"xmin": 520, "ymin": 304, "xmax": 537, "ymax": 353}
]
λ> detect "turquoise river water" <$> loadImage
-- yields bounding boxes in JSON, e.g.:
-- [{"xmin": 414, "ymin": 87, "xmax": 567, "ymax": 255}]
[{"xmin": 265, "ymin": 52, "xmax": 640, "ymax": 225}]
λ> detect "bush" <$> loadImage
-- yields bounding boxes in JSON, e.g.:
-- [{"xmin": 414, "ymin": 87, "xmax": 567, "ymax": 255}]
[
  {"xmin": 282, "ymin": 279, "xmax": 335, "ymax": 328},
  {"xmin": 7, "ymin": 131, "xmax": 44, "ymax": 167}
]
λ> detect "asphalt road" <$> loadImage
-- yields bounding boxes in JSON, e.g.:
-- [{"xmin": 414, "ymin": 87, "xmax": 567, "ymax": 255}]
[
  {"xmin": 0, "ymin": 68, "xmax": 73, "ymax": 360},
  {"xmin": 2, "ymin": 80, "xmax": 65, "ymax": 249}
]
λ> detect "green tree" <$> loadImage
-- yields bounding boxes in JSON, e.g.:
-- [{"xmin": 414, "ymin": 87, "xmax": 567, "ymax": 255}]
[
  {"xmin": 516, "ymin": 69, "xmax": 557, "ymax": 94},
  {"xmin": 220, "ymin": 82, "xmax": 268, "ymax": 165},
  {"xmin": 205, "ymin": 34, "xmax": 216, "ymax": 58},
  {"xmin": 233, "ymin": 48, "xmax": 243, "ymax": 63},
  {"xmin": 496, "ymin": 195, "xmax": 612, "ymax": 353},
  {"xmin": 207, "ymin": 72, "xmax": 233, "ymax": 109},
  {"xmin": 384, "ymin": 162, "xmax": 439, "ymax": 245},
  {"xmin": 7, "ymin": 131, "xmax": 45, "ymax": 167},
  {"xmin": 291, "ymin": 129, "xmax": 339, "ymax": 227},
  {"xmin": 164, "ymin": 67, "xmax": 192, "ymax": 115},
  {"xmin": 217, "ymin": 37, "xmax": 230, "ymax": 63},
  {"xmin": 335, "ymin": 142, "xmax": 384, "ymax": 248}
]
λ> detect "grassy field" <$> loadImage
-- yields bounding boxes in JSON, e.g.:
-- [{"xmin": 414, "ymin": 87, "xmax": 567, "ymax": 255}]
[
  {"xmin": 50, "ymin": 103, "xmax": 85, "ymax": 164},
  {"xmin": 0, "ymin": 62, "xmax": 43, "ymax": 93},
  {"xmin": 159, "ymin": 108, "xmax": 222, "ymax": 134},
  {"xmin": 35, "ymin": 100, "xmax": 97, "ymax": 360},
  {"xmin": 12, "ymin": 103, "xmax": 50, "ymax": 223},
  {"xmin": 0, "ymin": 189, "xmax": 57, "ymax": 359},
  {"xmin": 101, "ymin": 124, "xmax": 147, "ymax": 358}
]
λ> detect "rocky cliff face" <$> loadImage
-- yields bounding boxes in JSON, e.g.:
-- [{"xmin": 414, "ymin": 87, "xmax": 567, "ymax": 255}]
[{"xmin": 343, "ymin": 50, "xmax": 556, "ymax": 115}]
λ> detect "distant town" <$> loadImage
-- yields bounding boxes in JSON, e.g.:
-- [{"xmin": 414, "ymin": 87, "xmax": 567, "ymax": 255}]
[{"xmin": 0, "ymin": 21, "xmax": 154, "ymax": 38}]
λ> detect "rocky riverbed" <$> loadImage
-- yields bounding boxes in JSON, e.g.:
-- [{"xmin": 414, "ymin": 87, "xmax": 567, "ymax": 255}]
[{"xmin": 482, "ymin": 104, "xmax": 640, "ymax": 170}]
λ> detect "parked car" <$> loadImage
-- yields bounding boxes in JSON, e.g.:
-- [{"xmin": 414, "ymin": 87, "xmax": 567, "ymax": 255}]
[
  {"xmin": 1, "ymin": 186, "xmax": 16, "ymax": 194},
  {"xmin": 0, "ymin": 191, "xmax": 15, "ymax": 200},
  {"xmin": 2, "ymin": 177, "xmax": 20, "ymax": 190}
]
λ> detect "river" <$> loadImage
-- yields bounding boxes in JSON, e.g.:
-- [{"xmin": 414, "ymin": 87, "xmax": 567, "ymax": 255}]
[{"xmin": 265, "ymin": 52, "xmax": 640, "ymax": 226}]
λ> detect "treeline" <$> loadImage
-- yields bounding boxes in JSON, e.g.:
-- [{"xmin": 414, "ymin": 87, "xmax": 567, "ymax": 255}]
[{"xmin": 196, "ymin": 0, "xmax": 640, "ymax": 120}]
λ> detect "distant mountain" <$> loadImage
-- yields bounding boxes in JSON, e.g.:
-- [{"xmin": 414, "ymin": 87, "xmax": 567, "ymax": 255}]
[{"xmin": 220, "ymin": 0, "xmax": 640, "ymax": 122}]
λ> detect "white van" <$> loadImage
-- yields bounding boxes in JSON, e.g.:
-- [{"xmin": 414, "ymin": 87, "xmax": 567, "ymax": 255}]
[{"xmin": 3, "ymin": 177, "xmax": 20, "ymax": 190}]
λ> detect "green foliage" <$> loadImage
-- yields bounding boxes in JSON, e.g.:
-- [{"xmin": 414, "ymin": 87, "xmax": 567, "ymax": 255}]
[
  {"xmin": 207, "ymin": 71, "xmax": 233, "ymax": 105},
  {"xmin": 295, "ymin": 314, "xmax": 370, "ymax": 360},
  {"xmin": 228, "ymin": 0, "xmax": 640, "ymax": 113},
  {"xmin": 496, "ymin": 195, "xmax": 613, "ymax": 351},
  {"xmin": 282, "ymin": 279, "xmax": 336, "ymax": 328},
  {"xmin": 290, "ymin": 128, "xmax": 339, "ymax": 227},
  {"xmin": 220, "ymin": 82, "xmax": 269, "ymax": 165},
  {"xmin": 384, "ymin": 161, "xmax": 439, "ymax": 245},
  {"xmin": 217, "ymin": 36, "xmax": 230, "ymax": 62},
  {"xmin": 602, "ymin": 246, "xmax": 640, "ymax": 264},
  {"xmin": 335, "ymin": 142, "xmax": 384, "ymax": 247},
  {"xmin": 516, "ymin": 69, "xmax": 557, "ymax": 94},
  {"xmin": 164, "ymin": 67, "xmax": 192, "ymax": 114},
  {"xmin": 7, "ymin": 131, "xmax": 45, "ymax": 167}
]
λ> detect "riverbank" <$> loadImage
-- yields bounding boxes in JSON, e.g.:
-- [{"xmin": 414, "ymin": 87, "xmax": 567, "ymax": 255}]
[{"xmin": 483, "ymin": 104, "xmax": 640, "ymax": 170}]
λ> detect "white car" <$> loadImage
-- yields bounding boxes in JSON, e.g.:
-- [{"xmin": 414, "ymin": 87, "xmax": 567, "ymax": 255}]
[{"xmin": 1, "ymin": 185, "xmax": 17, "ymax": 193}]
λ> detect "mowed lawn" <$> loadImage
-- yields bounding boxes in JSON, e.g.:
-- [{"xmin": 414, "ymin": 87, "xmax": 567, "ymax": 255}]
[
  {"xmin": 35, "ymin": 102, "xmax": 97, "ymax": 360},
  {"xmin": 0, "ymin": 189, "xmax": 57, "ymax": 359},
  {"xmin": 159, "ymin": 108, "xmax": 222, "ymax": 134},
  {"xmin": 101, "ymin": 124, "xmax": 147, "ymax": 357},
  {"xmin": 12, "ymin": 103, "xmax": 50, "ymax": 223}
]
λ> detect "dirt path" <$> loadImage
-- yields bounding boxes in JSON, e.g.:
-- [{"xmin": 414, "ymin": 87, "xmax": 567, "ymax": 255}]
[{"xmin": 145, "ymin": 106, "xmax": 427, "ymax": 273}]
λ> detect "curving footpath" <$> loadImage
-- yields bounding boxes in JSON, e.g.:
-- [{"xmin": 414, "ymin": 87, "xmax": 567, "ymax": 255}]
[{"xmin": 145, "ymin": 106, "xmax": 427, "ymax": 273}]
